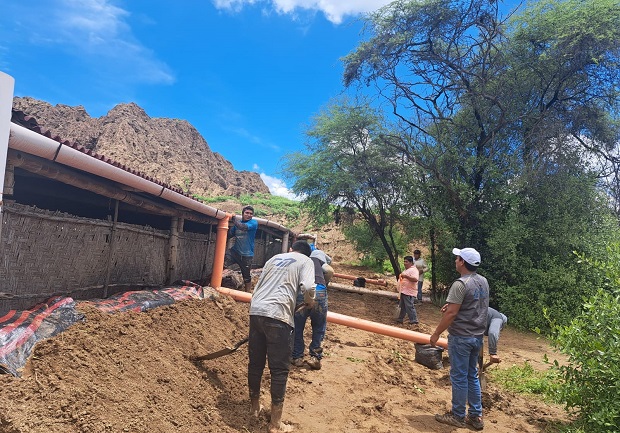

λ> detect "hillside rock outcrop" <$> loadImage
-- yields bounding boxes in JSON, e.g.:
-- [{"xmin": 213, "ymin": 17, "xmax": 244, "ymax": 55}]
[{"xmin": 12, "ymin": 97, "xmax": 270, "ymax": 198}]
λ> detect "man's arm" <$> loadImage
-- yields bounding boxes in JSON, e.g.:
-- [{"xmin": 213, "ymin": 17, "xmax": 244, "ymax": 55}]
[
  {"xmin": 300, "ymin": 260, "xmax": 317, "ymax": 308},
  {"xmin": 230, "ymin": 215, "xmax": 250, "ymax": 231},
  {"xmin": 401, "ymin": 267, "xmax": 419, "ymax": 283},
  {"xmin": 400, "ymin": 273, "xmax": 419, "ymax": 283},
  {"xmin": 430, "ymin": 303, "xmax": 460, "ymax": 346}
]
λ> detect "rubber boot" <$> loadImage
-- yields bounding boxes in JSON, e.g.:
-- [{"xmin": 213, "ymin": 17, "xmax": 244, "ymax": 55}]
[
  {"xmin": 269, "ymin": 402, "xmax": 291, "ymax": 433},
  {"xmin": 250, "ymin": 397, "xmax": 261, "ymax": 417}
]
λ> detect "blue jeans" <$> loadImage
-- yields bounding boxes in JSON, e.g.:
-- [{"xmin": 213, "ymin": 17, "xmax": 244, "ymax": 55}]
[
  {"xmin": 417, "ymin": 280, "xmax": 424, "ymax": 300},
  {"xmin": 248, "ymin": 315, "xmax": 293, "ymax": 404},
  {"xmin": 292, "ymin": 289, "xmax": 327, "ymax": 360},
  {"xmin": 448, "ymin": 335, "xmax": 484, "ymax": 419}
]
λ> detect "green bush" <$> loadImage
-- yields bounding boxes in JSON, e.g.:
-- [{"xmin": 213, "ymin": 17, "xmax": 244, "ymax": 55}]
[{"xmin": 547, "ymin": 246, "xmax": 620, "ymax": 432}]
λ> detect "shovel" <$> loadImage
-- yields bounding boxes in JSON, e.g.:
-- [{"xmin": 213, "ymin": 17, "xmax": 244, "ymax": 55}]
[
  {"xmin": 190, "ymin": 337, "xmax": 249, "ymax": 362},
  {"xmin": 190, "ymin": 304, "xmax": 309, "ymax": 362}
]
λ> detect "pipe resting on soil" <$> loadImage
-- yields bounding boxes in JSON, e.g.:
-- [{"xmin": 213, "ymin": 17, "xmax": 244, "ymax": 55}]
[{"xmin": 214, "ymin": 286, "xmax": 448, "ymax": 349}]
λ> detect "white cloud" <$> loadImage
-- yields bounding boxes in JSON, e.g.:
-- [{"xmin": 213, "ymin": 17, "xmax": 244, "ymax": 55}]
[
  {"xmin": 212, "ymin": 0, "xmax": 393, "ymax": 24},
  {"xmin": 7, "ymin": 0, "xmax": 174, "ymax": 85},
  {"xmin": 260, "ymin": 173, "xmax": 301, "ymax": 200}
]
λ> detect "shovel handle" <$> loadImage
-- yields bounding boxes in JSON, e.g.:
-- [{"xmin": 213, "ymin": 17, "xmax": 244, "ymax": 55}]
[{"xmin": 232, "ymin": 336, "xmax": 249, "ymax": 349}]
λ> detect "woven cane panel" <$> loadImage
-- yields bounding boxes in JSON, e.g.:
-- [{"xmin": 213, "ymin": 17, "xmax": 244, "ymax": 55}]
[
  {"xmin": 106, "ymin": 226, "xmax": 168, "ymax": 285},
  {"xmin": 253, "ymin": 239, "xmax": 266, "ymax": 267},
  {"xmin": 0, "ymin": 204, "xmax": 167, "ymax": 297},
  {"xmin": 177, "ymin": 232, "xmax": 212, "ymax": 281}
]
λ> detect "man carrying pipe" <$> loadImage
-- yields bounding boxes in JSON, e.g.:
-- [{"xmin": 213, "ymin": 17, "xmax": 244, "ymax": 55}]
[
  {"xmin": 248, "ymin": 240, "xmax": 316, "ymax": 433},
  {"xmin": 224, "ymin": 205, "xmax": 258, "ymax": 292}
]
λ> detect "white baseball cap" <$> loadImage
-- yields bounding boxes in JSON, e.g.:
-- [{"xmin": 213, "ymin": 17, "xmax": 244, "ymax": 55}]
[{"xmin": 452, "ymin": 247, "xmax": 481, "ymax": 266}]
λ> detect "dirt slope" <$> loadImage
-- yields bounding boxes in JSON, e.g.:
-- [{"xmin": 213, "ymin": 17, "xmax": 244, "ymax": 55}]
[{"xmin": 0, "ymin": 272, "xmax": 569, "ymax": 433}]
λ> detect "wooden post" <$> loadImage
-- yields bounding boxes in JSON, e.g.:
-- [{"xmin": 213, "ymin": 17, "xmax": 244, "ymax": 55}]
[
  {"xmin": 166, "ymin": 216, "xmax": 180, "ymax": 285},
  {"xmin": 201, "ymin": 225, "xmax": 213, "ymax": 281},
  {"xmin": 103, "ymin": 199, "xmax": 119, "ymax": 298},
  {"xmin": 281, "ymin": 231, "xmax": 289, "ymax": 253}
]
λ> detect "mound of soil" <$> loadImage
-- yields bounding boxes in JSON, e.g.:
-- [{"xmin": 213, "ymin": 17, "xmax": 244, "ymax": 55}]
[{"xmin": 0, "ymin": 275, "xmax": 569, "ymax": 433}]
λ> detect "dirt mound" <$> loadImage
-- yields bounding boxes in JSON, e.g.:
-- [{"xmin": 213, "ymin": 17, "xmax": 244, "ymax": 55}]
[{"xmin": 0, "ymin": 278, "xmax": 569, "ymax": 433}]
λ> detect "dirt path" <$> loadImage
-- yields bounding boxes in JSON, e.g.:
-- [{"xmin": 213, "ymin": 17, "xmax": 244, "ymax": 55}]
[{"xmin": 0, "ymin": 280, "xmax": 569, "ymax": 433}]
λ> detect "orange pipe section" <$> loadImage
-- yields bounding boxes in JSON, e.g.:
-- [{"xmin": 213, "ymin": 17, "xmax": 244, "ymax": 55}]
[
  {"xmin": 333, "ymin": 273, "xmax": 388, "ymax": 287},
  {"xmin": 327, "ymin": 311, "xmax": 447, "ymax": 349},
  {"xmin": 215, "ymin": 286, "xmax": 252, "ymax": 303},
  {"xmin": 214, "ymin": 286, "xmax": 448, "ymax": 349},
  {"xmin": 209, "ymin": 215, "xmax": 231, "ymax": 289}
]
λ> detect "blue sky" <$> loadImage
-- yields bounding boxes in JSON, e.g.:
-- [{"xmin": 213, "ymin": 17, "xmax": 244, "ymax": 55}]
[{"xmin": 0, "ymin": 0, "xmax": 394, "ymax": 198}]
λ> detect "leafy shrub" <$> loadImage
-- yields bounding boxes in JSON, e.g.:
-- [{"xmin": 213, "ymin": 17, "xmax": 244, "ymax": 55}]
[{"xmin": 547, "ymin": 246, "xmax": 620, "ymax": 432}]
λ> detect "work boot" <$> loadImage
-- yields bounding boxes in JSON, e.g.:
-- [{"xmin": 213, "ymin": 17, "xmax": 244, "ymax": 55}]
[
  {"xmin": 291, "ymin": 357, "xmax": 305, "ymax": 367},
  {"xmin": 250, "ymin": 397, "xmax": 261, "ymax": 417},
  {"xmin": 306, "ymin": 356, "xmax": 321, "ymax": 370},
  {"xmin": 245, "ymin": 281, "xmax": 253, "ymax": 292},
  {"xmin": 465, "ymin": 414, "xmax": 484, "ymax": 430},
  {"xmin": 435, "ymin": 412, "xmax": 466, "ymax": 428},
  {"xmin": 268, "ymin": 403, "xmax": 292, "ymax": 433}
]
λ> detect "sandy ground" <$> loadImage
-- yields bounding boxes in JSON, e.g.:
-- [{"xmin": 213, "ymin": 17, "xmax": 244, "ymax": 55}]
[{"xmin": 0, "ymin": 268, "xmax": 569, "ymax": 433}]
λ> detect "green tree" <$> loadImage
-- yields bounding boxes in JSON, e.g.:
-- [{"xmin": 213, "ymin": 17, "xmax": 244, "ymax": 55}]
[
  {"xmin": 283, "ymin": 98, "xmax": 415, "ymax": 278},
  {"xmin": 341, "ymin": 0, "xmax": 620, "ymax": 327}
]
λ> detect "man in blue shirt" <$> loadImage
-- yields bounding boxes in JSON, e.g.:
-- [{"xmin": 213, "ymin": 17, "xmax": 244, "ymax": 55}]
[{"xmin": 225, "ymin": 206, "xmax": 259, "ymax": 292}]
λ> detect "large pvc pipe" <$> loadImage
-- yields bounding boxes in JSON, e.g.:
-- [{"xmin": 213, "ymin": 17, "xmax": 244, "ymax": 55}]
[
  {"xmin": 210, "ymin": 215, "xmax": 231, "ymax": 289},
  {"xmin": 214, "ymin": 286, "xmax": 448, "ymax": 349},
  {"xmin": 328, "ymin": 282, "xmax": 398, "ymax": 300},
  {"xmin": 327, "ymin": 311, "xmax": 448, "ymax": 349},
  {"xmin": 333, "ymin": 273, "xmax": 388, "ymax": 287},
  {"xmin": 0, "ymin": 72, "xmax": 15, "ymax": 208},
  {"xmin": 9, "ymin": 124, "xmax": 228, "ymax": 219}
]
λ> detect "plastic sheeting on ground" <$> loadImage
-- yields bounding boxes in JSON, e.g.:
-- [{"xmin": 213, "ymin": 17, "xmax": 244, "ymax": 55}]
[
  {"xmin": 0, "ymin": 296, "xmax": 84, "ymax": 377},
  {"xmin": 0, "ymin": 281, "xmax": 218, "ymax": 377}
]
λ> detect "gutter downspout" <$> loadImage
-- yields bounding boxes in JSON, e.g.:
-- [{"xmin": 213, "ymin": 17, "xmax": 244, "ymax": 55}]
[
  {"xmin": 210, "ymin": 215, "xmax": 231, "ymax": 289},
  {"xmin": 214, "ymin": 286, "xmax": 448, "ymax": 349}
]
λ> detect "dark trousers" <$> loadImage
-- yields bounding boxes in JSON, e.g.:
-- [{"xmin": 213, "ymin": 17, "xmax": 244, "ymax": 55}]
[
  {"xmin": 248, "ymin": 315, "xmax": 293, "ymax": 404},
  {"xmin": 398, "ymin": 293, "xmax": 418, "ymax": 323},
  {"xmin": 225, "ymin": 249, "xmax": 253, "ymax": 283}
]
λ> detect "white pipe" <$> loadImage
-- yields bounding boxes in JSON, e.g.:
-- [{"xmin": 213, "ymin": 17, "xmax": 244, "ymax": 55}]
[
  {"xmin": 9, "ymin": 116, "xmax": 288, "ymax": 230},
  {"xmin": 328, "ymin": 282, "xmax": 398, "ymax": 300},
  {"xmin": 0, "ymin": 72, "xmax": 15, "ymax": 208},
  {"xmin": 9, "ymin": 123, "xmax": 225, "ymax": 219}
]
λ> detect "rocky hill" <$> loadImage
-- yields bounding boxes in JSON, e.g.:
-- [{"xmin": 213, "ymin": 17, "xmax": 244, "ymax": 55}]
[{"xmin": 12, "ymin": 97, "xmax": 270, "ymax": 198}]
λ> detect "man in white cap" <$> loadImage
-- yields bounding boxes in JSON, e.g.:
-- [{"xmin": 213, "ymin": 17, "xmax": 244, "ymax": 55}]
[{"xmin": 430, "ymin": 247, "xmax": 489, "ymax": 431}]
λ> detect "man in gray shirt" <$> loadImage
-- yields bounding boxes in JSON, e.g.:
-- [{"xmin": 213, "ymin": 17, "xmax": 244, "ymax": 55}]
[
  {"xmin": 248, "ymin": 240, "xmax": 316, "ymax": 433},
  {"xmin": 430, "ymin": 247, "xmax": 489, "ymax": 431}
]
